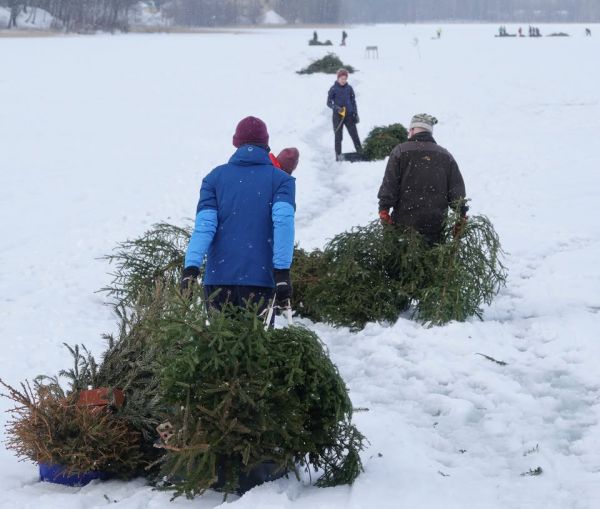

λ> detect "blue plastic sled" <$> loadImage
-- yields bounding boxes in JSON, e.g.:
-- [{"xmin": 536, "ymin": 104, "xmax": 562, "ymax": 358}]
[{"xmin": 39, "ymin": 463, "xmax": 110, "ymax": 486}]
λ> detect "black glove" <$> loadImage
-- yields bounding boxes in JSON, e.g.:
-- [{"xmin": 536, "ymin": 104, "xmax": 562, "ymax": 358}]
[
  {"xmin": 333, "ymin": 105, "xmax": 342, "ymax": 113},
  {"xmin": 274, "ymin": 269, "xmax": 292, "ymax": 303},
  {"xmin": 180, "ymin": 266, "xmax": 199, "ymax": 295}
]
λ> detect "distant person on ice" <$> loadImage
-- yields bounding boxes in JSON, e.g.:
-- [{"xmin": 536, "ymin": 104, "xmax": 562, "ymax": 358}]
[
  {"xmin": 181, "ymin": 116, "xmax": 296, "ymax": 314},
  {"xmin": 341, "ymin": 30, "xmax": 348, "ymax": 46},
  {"xmin": 377, "ymin": 114, "xmax": 468, "ymax": 245},
  {"xmin": 327, "ymin": 68, "xmax": 362, "ymax": 161}
]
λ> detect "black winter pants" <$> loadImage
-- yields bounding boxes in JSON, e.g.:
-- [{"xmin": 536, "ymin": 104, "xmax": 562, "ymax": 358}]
[
  {"xmin": 204, "ymin": 285, "xmax": 274, "ymax": 314},
  {"xmin": 333, "ymin": 114, "xmax": 362, "ymax": 156}
]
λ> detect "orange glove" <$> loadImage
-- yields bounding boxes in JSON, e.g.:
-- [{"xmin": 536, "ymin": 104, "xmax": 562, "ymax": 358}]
[
  {"xmin": 379, "ymin": 210, "xmax": 394, "ymax": 225},
  {"xmin": 453, "ymin": 215, "xmax": 468, "ymax": 238}
]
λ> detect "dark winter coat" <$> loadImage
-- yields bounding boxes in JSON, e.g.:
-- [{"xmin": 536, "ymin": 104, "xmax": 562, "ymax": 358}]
[
  {"xmin": 377, "ymin": 132, "xmax": 467, "ymax": 243},
  {"xmin": 327, "ymin": 82, "xmax": 358, "ymax": 118}
]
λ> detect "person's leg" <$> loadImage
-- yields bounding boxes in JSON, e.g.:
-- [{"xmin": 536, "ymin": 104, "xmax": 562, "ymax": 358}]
[
  {"xmin": 333, "ymin": 114, "xmax": 343, "ymax": 157},
  {"xmin": 345, "ymin": 118, "xmax": 362, "ymax": 153},
  {"xmin": 230, "ymin": 286, "xmax": 274, "ymax": 315},
  {"xmin": 204, "ymin": 285, "xmax": 233, "ymax": 312}
]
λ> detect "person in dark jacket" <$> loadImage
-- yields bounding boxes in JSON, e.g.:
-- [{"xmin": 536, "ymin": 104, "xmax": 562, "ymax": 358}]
[
  {"xmin": 327, "ymin": 68, "xmax": 362, "ymax": 161},
  {"xmin": 377, "ymin": 114, "xmax": 467, "ymax": 244},
  {"xmin": 180, "ymin": 116, "xmax": 296, "ymax": 313}
]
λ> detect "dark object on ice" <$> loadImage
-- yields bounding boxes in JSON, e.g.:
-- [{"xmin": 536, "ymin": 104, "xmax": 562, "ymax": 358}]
[
  {"xmin": 365, "ymin": 45, "xmax": 379, "ymax": 58},
  {"xmin": 298, "ymin": 53, "xmax": 355, "ymax": 74},
  {"xmin": 39, "ymin": 462, "xmax": 110, "ymax": 486},
  {"xmin": 521, "ymin": 466, "xmax": 543, "ymax": 476},
  {"xmin": 496, "ymin": 26, "xmax": 516, "ymax": 37},
  {"xmin": 213, "ymin": 460, "xmax": 287, "ymax": 495},
  {"xmin": 476, "ymin": 353, "xmax": 508, "ymax": 366},
  {"xmin": 309, "ymin": 32, "xmax": 333, "ymax": 47},
  {"xmin": 378, "ymin": 130, "xmax": 467, "ymax": 244},
  {"xmin": 337, "ymin": 152, "xmax": 368, "ymax": 162},
  {"xmin": 309, "ymin": 39, "xmax": 333, "ymax": 46},
  {"xmin": 529, "ymin": 26, "xmax": 542, "ymax": 37},
  {"xmin": 341, "ymin": 30, "xmax": 348, "ymax": 46},
  {"xmin": 586, "ymin": 28, "xmax": 592, "ymax": 36},
  {"xmin": 548, "ymin": 32, "xmax": 570, "ymax": 37}
]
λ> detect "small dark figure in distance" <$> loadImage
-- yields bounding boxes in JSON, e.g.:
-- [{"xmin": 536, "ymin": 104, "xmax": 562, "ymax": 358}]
[
  {"xmin": 312, "ymin": 31, "xmax": 318, "ymax": 43},
  {"xmin": 586, "ymin": 28, "xmax": 592, "ymax": 37},
  {"xmin": 341, "ymin": 30, "xmax": 348, "ymax": 46},
  {"xmin": 377, "ymin": 114, "xmax": 468, "ymax": 245},
  {"xmin": 327, "ymin": 68, "xmax": 362, "ymax": 161},
  {"xmin": 7, "ymin": 0, "xmax": 21, "ymax": 29}
]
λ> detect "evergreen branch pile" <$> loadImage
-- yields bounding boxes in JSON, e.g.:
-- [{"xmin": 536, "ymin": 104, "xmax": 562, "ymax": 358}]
[
  {"xmin": 100, "ymin": 223, "xmax": 191, "ymax": 306},
  {"xmin": 0, "ymin": 378, "xmax": 145, "ymax": 477},
  {"xmin": 362, "ymin": 123, "xmax": 409, "ymax": 161},
  {"xmin": 293, "ymin": 210, "xmax": 507, "ymax": 329},
  {"xmin": 153, "ymin": 297, "xmax": 365, "ymax": 498},
  {"xmin": 0, "ymin": 288, "xmax": 175, "ymax": 479},
  {"xmin": 298, "ymin": 53, "xmax": 355, "ymax": 74},
  {"xmin": 416, "ymin": 212, "xmax": 507, "ymax": 325}
]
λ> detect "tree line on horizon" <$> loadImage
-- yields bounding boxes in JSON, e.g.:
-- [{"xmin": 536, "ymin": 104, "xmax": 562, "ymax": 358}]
[{"xmin": 2, "ymin": 0, "xmax": 599, "ymax": 32}]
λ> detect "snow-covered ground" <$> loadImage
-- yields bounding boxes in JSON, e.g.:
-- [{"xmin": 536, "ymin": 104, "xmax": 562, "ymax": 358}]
[{"xmin": 1, "ymin": 23, "xmax": 599, "ymax": 508}]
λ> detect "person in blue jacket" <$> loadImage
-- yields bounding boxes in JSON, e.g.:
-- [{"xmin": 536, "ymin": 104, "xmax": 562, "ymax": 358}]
[
  {"xmin": 180, "ymin": 116, "xmax": 295, "ymax": 312},
  {"xmin": 327, "ymin": 68, "xmax": 362, "ymax": 160}
]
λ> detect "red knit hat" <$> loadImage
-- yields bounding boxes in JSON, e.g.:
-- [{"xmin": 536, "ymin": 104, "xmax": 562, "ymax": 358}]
[
  {"xmin": 232, "ymin": 116, "xmax": 269, "ymax": 148},
  {"xmin": 277, "ymin": 148, "xmax": 300, "ymax": 174},
  {"xmin": 337, "ymin": 68, "xmax": 349, "ymax": 78}
]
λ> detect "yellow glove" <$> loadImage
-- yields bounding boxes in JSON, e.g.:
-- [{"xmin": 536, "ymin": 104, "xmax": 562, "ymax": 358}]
[{"xmin": 339, "ymin": 106, "xmax": 346, "ymax": 117}]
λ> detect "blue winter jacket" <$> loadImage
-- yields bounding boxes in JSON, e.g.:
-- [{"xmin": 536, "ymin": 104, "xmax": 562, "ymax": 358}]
[
  {"xmin": 327, "ymin": 82, "xmax": 358, "ymax": 115},
  {"xmin": 184, "ymin": 145, "xmax": 296, "ymax": 288}
]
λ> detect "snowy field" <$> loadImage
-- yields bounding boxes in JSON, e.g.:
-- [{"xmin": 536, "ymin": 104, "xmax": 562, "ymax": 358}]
[{"xmin": 1, "ymin": 23, "xmax": 600, "ymax": 508}]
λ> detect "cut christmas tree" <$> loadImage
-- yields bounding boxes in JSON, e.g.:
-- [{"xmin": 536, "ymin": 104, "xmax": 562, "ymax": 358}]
[
  {"xmin": 362, "ymin": 123, "xmax": 409, "ymax": 161},
  {"xmin": 153, "ymin": 297, "xmax": 365, "ymax": 498},
  {"xmin": 298, "ymin": 53, "xmax": 355, "ymax": 74},
  {"xmin": 292, "ymin": 207, "xmax": 507, "ymax": 329}
]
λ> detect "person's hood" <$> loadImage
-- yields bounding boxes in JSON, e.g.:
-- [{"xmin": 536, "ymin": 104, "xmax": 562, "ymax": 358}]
[{"xmin": 229, "ymin": 144, "xmax": 272, "ymax": 166}]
